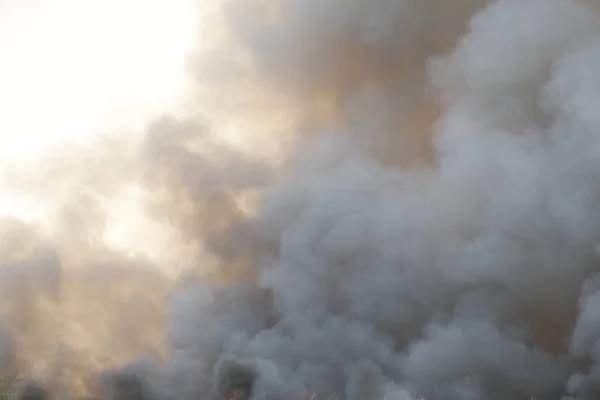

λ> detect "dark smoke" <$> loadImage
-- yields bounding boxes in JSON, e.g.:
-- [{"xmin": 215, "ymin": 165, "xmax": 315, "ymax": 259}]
[
  {"xmin": 4, "ymin": 1, "xmax": 600, "ymax": 400},
  {"xmin": 11, "ymin": 381, "xmax": 51, "ymax": 400}
]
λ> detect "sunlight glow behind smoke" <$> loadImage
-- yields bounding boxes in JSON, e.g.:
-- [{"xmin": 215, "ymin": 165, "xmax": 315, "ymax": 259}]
[
  {"xmin": 0, "ymin": 0, "xmax": 196, "ymax": 156},
  {"xmin": 103, "ymin": 184, "xmax": 184, "ymax": 267},
  {"xmin": 0, "ymin": 0, "xmax": 198, "ymax": 247}
]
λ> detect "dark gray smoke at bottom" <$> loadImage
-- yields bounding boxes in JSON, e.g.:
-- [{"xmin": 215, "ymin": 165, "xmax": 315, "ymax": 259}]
[{"xmin": 9, "ymin": 0, "xmax": 600, "ymax": 400}]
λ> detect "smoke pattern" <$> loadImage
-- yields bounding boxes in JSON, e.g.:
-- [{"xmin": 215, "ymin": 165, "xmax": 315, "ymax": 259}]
[{"xmin": 4, "ymin": 0, "xmax": 600, "ymax": 400}]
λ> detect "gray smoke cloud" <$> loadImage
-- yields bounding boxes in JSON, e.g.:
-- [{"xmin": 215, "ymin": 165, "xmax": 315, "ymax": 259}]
[{"xmin": 5, "ymin": 0, "xmax": 600, "ymax": 400}]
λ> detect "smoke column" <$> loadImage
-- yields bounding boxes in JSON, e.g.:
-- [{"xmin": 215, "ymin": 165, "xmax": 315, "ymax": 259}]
[{"xmin": 5, "ymin": 0, "xmax": 600, "ymax": 400}]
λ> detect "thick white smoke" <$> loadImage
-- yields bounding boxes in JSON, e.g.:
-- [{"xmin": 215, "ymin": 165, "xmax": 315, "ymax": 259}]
[{"xmin": 6, "ymin": 0, "xmax": 600, "ymax": 400}]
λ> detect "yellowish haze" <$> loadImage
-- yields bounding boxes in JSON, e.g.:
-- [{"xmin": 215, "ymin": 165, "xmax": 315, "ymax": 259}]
[{"xmin": 0, "ymin": 0, "xmax": 206, "ymax": 393}]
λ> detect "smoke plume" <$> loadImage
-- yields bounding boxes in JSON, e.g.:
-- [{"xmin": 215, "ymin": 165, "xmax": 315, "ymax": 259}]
[{"xmin": 4, "ymin": 0, "xmax": 600, "ymax": 400}]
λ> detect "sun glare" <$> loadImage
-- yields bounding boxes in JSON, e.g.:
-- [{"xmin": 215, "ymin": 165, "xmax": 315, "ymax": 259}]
[
  {"xmin": 0, "ymin": 0, "xmax": 197, "ymax": 161},
  {"xmin": 0, "ymin": 0, "xmax": 199, "ymax": 244}
]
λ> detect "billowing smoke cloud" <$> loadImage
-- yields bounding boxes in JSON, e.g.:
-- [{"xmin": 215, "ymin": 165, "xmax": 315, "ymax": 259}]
[{"xmin": 5, "ymin": 0, "xmax": 600, "ymax": 400}]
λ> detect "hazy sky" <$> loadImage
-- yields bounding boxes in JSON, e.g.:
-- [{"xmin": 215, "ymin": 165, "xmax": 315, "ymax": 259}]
[{"xmin": 0, "ymin": 0, "xmax": 197, "ymax": 161}]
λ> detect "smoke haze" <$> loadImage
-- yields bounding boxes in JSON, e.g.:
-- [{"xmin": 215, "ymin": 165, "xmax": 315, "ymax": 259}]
[{"xmin": 4, "ymin": 1, "xmax": 600, "ymax": 400}]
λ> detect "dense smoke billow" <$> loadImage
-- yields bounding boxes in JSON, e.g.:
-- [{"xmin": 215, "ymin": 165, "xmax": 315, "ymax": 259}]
[{"xmin": 5, "ymin": 0, "xmax": 600, "ymax": 400}]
